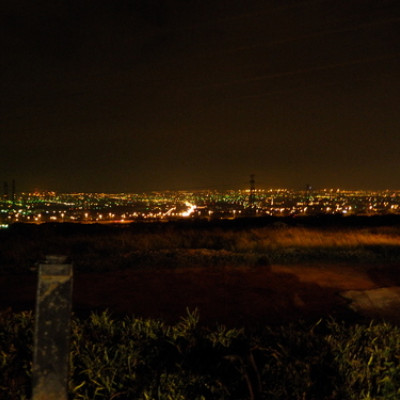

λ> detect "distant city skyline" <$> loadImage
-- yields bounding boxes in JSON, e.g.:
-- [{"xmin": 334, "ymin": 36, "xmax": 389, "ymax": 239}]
[
  {"xmin": 2, "ymin": 187, "xmax": 400, "ymax": 226},
  {"xmin": 5, "ymin": 177, "xmax": 400, "ymax": 195}
]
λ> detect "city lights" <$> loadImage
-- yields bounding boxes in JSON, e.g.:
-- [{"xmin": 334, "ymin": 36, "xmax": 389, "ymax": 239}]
[{"xmin": 1, "ymin": 188, "xmax": 400, "ymax": 225}]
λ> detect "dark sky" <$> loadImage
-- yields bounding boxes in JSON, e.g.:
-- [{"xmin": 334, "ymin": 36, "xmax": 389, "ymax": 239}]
[{"xmin": 2, "ymin": 0, "xmax": 400, "ymax": 192}]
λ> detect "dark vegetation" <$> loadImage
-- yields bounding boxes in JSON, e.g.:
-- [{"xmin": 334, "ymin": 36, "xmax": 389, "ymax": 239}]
[
  {"xmin": 2, "ymin": 215, "xmax": 400, "ymax": 275},
  {"xmin": 2, "ymin": 309, "xmax": 400, "ymax": 400}
]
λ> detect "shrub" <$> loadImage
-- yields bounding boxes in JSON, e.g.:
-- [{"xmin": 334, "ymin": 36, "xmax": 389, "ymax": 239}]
[{"xmin": 2, "ymin": 310, "xmax": 400, "ymax": 400}]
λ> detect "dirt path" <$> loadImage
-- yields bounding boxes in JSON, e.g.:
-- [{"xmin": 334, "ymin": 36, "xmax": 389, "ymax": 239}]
[{"xmin": 0, "ymin": 264, "xmax": 395, "ymax": 326}]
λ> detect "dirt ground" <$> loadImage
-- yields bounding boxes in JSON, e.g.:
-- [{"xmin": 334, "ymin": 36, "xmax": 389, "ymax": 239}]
[{"xmin": 1, "ymin": 263, "xmax": 395, "ymax": 327}]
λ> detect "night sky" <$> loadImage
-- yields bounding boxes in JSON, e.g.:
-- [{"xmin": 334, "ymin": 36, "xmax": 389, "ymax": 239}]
[{"xmin": 2, "ymin": 0, "xmax": 400, "ymax": 192}]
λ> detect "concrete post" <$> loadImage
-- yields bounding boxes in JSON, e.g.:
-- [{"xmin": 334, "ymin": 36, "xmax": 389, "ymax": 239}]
[{"xmin": 32, "ymin": 256, "xmax": 73, "ymax": 400}]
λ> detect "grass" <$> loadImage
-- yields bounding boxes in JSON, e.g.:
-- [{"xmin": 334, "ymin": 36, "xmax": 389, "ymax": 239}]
[
  {"xmin": 2, "ymin": 309, "xmax": 400, "ymax": 400},
  {"xmin": 2, "ymin": 221, "xmax": 400, "ymax": 273}
]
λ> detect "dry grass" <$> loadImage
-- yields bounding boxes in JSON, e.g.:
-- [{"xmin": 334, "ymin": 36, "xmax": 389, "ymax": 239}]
[
  {"xmin": 247, "ymin": 227, "xmax": 400, "ymax": 249},
  {"xmin": 2, "ymin": 223, "xmax": 400, "ymax": 274}
]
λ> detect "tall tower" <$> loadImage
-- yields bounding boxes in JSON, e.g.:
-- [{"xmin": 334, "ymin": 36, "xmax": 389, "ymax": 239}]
[
  {"xmin": 305, "ymin": 183, "xmax": 312, "ymax": 201},
  {"xmin": 305, "ymin": 183, "xmax": 312, "ymax": 211},
  {"xmin": 249, "ymin": 174, "xmax": 256, "ymax": 206}
]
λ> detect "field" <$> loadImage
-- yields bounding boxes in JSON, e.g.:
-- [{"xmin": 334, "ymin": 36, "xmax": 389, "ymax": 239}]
[
  {"xmin": 2, "ymin": 216, "xmax": 400, "ymax": 325},
  {"xmin": 2, "ymin": 216, "xmax": 400, "ymax": 399}
]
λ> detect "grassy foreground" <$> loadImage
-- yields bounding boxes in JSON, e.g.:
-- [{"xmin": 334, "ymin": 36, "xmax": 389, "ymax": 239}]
[
  {"xmin": 2, "ymin": 217, "xmax": 400, "ymax": 399},
  {"xmin": 2, "ymin": 309, "xmax": 400, "ymax": 400}
]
